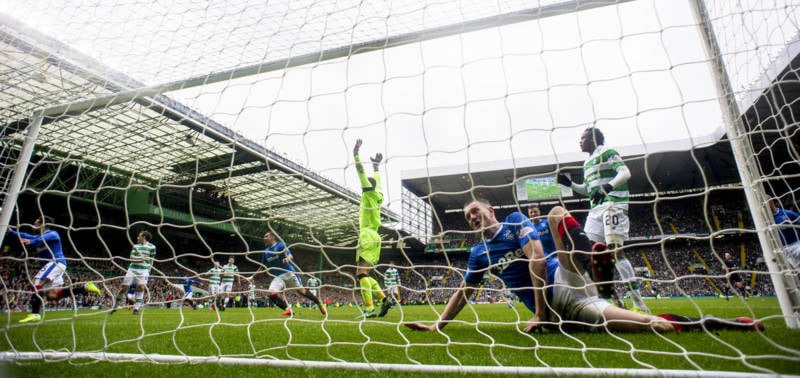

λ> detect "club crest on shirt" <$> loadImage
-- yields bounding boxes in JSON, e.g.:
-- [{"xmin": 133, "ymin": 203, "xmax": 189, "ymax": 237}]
[{"xmin": 518, "ymin": 226, "xmax": 534, "ymax": 238}]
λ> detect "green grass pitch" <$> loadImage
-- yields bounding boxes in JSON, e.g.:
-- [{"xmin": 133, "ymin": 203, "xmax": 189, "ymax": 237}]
[{"xmin": 1, "ymin": 297, "xmax": 798, "ymax": 377}]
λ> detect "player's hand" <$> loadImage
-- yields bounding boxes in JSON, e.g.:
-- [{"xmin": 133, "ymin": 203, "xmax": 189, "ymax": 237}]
[
  {"xmin": 591, "ymin": 183, "xmax": 614, "ymax": 204},
  {"xmin": 354, "ymin": 139, "xmax": 363, "ymax": 156},
  {"xmin": 523, "ymin": 314, "xmax": 543, "ymax": 333},
  {"xmin": 21, "ymin": 239, "xmax": 31, "ymax": 246},
  {"xmin": 404, "ymin": 322, "xmax": 436, "ymax": 331},
  {"xmin": 371, "ymin": 153, "xmax": 383, "ymax": 169},
  {"xmin": 557, "ymin": 174, "xmax": 572, "ymax": 187}
]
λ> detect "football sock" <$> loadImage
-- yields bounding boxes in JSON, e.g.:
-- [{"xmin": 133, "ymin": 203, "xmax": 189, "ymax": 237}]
[
  {"xmin": 134, "ymin": 291, "xmax": 144, "ymax": 310},
  {"xmin": 269, "ymin": 293, "xmax": 288, "ymax": 310},
  {"xmin": 369, "ymin": 277, "xmax": 385, "ymax": 302},
  {"xmin": 359, "ymin": 276, "xmax": 374, "ymax": 310},
  {"xmin": 302, "ymin": 291, "xmax": 323, "ymax": 306},
  {"xmin": 616, "ymin": 258, "xmax": 647, "ymax": 309},
  {"xmin": 30, "ymin": 291, "xmax": 44, "ymax": 315}
]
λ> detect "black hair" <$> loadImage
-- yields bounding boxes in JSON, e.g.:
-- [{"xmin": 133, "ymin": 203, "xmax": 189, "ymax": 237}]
[
  {"xmin": 139, "ymin": 230, "xmax": 153, "ymax": 241},
  {"xmin": 585, "ymin": 127, "xmax": 605, "ymax": 146}
]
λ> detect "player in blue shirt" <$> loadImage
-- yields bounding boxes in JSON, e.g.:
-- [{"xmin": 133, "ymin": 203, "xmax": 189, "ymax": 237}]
[
  {"xmin": 405, "ymin": 198, "xmax": 550, "ymax": 332},
  {"xmin": 8, "ymin": 216, "xmax": 101, "ymax": 323},
  {"xmin": 528, "ymin": 205, "xmax": 556, "ymax": 258},
  {"xmin": 770, "ymin": 199, "xmax": 800, "ymax": 270},
  {"xmin": 407, "ymin": 203, "xmax": 763, "ymax": 333},
  {"xmin": 177, "ymin": 272, "xmax": 200, "ymax": 310},
  {"xmin": 259, "ymin": 231, "xmax": 326, "ymax": 316}
]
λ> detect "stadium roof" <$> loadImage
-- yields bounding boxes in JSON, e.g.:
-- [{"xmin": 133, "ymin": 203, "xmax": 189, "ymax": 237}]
[
  {"xmin": 401, "ymin": 38, "xmax": 800, "ymax": 213},
  {"xmin": 0, "ymin": 15, "xmax": 402, "ymax": 246}
]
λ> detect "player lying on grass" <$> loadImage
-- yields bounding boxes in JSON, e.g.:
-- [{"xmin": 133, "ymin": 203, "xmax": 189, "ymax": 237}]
[
  {"xmin": 405, "ymin": 198, "xmax": 551, "ymax": 332},
  {"xmin": 540, "ymin": 206, "xmax": 762, "ymax": 333},
  {"xmin": 405, "ymin": 203, "xmax": 763, "ymax": 333}
]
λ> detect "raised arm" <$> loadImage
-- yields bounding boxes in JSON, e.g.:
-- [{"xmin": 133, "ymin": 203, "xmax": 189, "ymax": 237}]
[
  {"xmin": 371, "ymin": 153, "xmax": 383, "ymax": 192},
  {"xmin": 353, "ymin": 139, "xmax": 371, "ymax": 188}
]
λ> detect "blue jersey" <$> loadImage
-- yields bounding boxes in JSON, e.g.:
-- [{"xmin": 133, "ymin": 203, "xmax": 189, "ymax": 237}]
[
  {"xmin": 533, "ymin": 219, "xmax": 556, "ymax": 257},
  {"xmin": 183, "ymin": 278, "xmax": 200, "ymax": 293},
  {"xmin": 464, "ymin": 212, "xmax": 557, "ymax": 313},
  {"xmin": 9, "ymin": 229, "xmax": 66, "ymax": 267},
  {"xmin": 774, "ymin": 208, "xmax": 800, "ymax": 246},
  {"xmin": 261, "ymin": 241, "xmax": 296, "ymax": 275}
]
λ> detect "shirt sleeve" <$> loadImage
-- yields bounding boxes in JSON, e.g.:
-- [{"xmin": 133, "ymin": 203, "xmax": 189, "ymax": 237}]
[
  {"xmin": 507, "ymin": 212, "xmax": 538, "ymax": 249},
  {"xmin": 8, "ymin": 230, "xmax": 39, "ymax": 240},
  {"xmin": 373, "ymin": 170, "xmax": 382, "ymax": 193},
  {"xmin": 463, "ymin": 248, "xmax": 486, "ymax": 285},
  {"xmin": 25, "ymin": 234, "xmax": 46, "ymax": 247},
  {"xmin": 354, "ymin": 154, "xmax": 371, "ymax": 188}
]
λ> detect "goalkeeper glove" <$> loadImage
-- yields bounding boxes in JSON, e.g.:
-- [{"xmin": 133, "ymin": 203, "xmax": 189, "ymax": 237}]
[
  {"xmin": 371, "ymin": 153, "xmax": 383, "ymax": 171},
  {"xmin": 557, "ymin": 174, "xmax": 572, "ymax": 187},
  {"xmin": 591, "ymin": 183, "xmax": 614, "ymax": 204}
]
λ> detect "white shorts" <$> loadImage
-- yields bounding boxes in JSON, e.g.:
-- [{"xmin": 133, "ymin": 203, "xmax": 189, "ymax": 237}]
[
  {"xmin": 584, "ymin": 202, "xmax": 629, "ymax": 246},
  {"xmin": 784, "ymin": 242, "xmax": 800, "ymax": 270},
  {"xmin": 220, "ymin": 282, "xmax": 234, "ymax": 293},
  {"xmin": 268, "ymin": 272, "xmax": 302, "ymax": 293},
  {"xmin": 122, "ymin": 268, "xmax": 150, "ymax": 287},
  {"xmin": 550, "ymin": 266, "xmax": 612, "ymax": 326},
  {"xmin": 210, "ymin": 284, "xmax": 221, "ymax": 295},
  {"xmin": 182, "ymin": 291, "xmax": 194, "ymax": 300},
  {"xmin": 309, "ymin": 289, "xmax": 318, "ymax": 297},
  {"xmin": 386, "ymin": 285, "xmax": 400, "ymax": 297},
  {"xmin": 34, "ymin": 262, "xmax": 66, "ymax": 289}
]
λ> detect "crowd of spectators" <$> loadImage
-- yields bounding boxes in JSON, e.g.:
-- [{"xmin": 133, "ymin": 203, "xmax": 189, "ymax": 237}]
[{"xmin": 0, "ymin": 192, "xmax": 788, "ymax": 313}]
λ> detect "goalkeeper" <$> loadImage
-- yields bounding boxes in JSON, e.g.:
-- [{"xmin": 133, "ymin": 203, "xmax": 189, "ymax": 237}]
[{"xmin": 353, "ymin": 138, "xmax": 392, "ymax": 319}]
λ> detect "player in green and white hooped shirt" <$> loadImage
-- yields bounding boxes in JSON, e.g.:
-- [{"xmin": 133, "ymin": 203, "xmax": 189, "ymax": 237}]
[
  {"xmin": 111, "ymin": 230, "xmax": 156, "ymax": 315},
  {"xmin": 383, "ymin": 262, "xmax": 401, "ymax": 306},
  {"xmin": 306, "ymin": 276, "xmax": 321, "ymax": 298},
  {"xmin": 247, "ymin": 279, "xmax": 257, "ymax": 308},
  {"xmin": 220, "ymin": 257, "xmax": 240, "ymax": 310},
  {"xmin": 306, "ymin": 276, "xmax": 322, "ymax": 309},
  {"xmin": 206, "ymin": 261, "xmax": 223, "ymax": 310},
  {"xmin": 557, "ymin": 127, "xmax": 648, "ymax": 313},
  {"xmin": 353, "ymin": 139, "xmax": 391, "ymax": 319}
]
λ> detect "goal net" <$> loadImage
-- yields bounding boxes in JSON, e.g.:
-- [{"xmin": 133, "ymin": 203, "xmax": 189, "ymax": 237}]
[{"xmin": 0, "ymin": 0, "xmax": 798, "ymax": 375}]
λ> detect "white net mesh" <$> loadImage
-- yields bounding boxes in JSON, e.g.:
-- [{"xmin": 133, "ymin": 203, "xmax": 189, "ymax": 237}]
[{"xmin": 0, "ymin": 0, "xmax": 799, "ymax": 375}]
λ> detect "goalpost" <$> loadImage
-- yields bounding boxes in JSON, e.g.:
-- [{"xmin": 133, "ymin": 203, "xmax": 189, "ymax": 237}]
[{"xmin": 0, "ymin": 0, "xmax": 799, "ymax": 375}]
